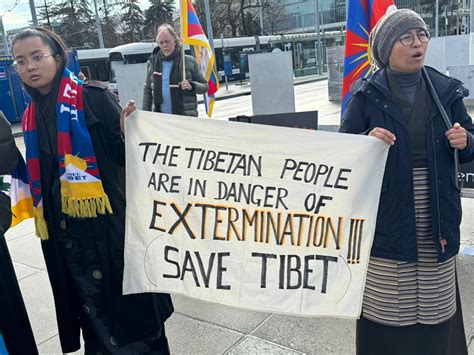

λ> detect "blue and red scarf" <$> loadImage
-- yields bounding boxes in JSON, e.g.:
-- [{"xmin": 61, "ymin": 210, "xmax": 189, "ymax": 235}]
[{"xmin": 22, "ymin": 68, "xmax": 112, "ymax": 240}]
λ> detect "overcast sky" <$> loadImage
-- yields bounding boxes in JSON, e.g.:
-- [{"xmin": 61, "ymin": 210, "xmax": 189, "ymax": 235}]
[
  {"xmin": 1, "ymin": 0, "xmax": 169, "ymax": 31},
  {"xmin": 1, "ymin": 0, "xmax": 32, "ymax": 31}
]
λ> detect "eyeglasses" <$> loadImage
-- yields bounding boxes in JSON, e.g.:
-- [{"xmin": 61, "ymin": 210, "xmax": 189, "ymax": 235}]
[
  {"xmin": 398, "ymin": 30, "xmax": 430, "ymax": 46},
  {"xmin": 13, "ymin": 53, "xmax": 54, "ymax": 72}
]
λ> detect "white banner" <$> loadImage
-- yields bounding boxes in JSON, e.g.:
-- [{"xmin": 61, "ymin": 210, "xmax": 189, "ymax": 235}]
[{"xmin": 123, "ymin": 111, "xmax": 389, "ymax": 318}]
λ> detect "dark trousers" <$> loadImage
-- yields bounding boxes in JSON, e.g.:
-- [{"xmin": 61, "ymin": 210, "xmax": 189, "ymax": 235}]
[{"xmin": 83, "ymin": 326, "xmax": 170, "ymax": 355}]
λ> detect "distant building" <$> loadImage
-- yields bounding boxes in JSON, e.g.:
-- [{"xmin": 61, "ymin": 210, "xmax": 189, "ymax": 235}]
[
  {"xmin": 279, "ymin": 0, "xmax": 471, "ymax": 36},
  {"xmin": 0, "ymin": 26, "xmax": 30, "ymax": 56},
  {"xmin": 7, "ymin": 27, "xmax": 30, "ymax": 48},
  {"xmin": 268, "ymin": 0, "xmax": 472, "ymax": 77},
  {"xmin": 279, "ymin": 0, "xmax": 345, "ymax": 33}
]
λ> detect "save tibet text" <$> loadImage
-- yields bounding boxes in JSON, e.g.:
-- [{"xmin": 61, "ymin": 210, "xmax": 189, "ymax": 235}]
[
  {"xmin": 163, "ymin": 246, "xmax": 339, "ymax": 293},
  {"xmin": 150, "ymin": 200, "xmax": 361, "ymax": 293}
]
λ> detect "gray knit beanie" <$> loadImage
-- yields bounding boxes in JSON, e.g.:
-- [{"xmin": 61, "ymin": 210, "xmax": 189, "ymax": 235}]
[{"xmin": 369, "ymin": 9, "xmax": 428, "ymax": 68}]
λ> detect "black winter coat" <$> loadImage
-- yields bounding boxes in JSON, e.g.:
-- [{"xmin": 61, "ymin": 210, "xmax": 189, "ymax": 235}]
[
  {"xmin": 0, "ymin": 112, "xmax": 38, "ymax": 355},
  {"xmin": 35, "ymin": 82, "xmax": 173, "ymax": 354},
  {"xmin": 340, "ymin": 66, "xmax": 474, "ymax": 263}
]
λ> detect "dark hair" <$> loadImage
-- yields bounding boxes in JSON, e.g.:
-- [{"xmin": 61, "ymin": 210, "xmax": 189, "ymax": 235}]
[{"xmin": 12, "ymin": 27, "xmax": 68, "ymax": 99}]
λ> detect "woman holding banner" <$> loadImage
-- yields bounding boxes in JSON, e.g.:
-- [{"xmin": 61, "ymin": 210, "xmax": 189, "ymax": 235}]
[
  {"xmin": 340, "ymin": 9, "xmax": 473, "ymax": 355},
  {"xmin": 142, "ymin": 24, "xmax": 208, "ymax": 116},
  {"xmin": 0, "ymin": 112, "xmax": 38, "ymax": 354},
  {"xmin": 12, "ymin": 27, "xmax": 173, "ymax": 354}
]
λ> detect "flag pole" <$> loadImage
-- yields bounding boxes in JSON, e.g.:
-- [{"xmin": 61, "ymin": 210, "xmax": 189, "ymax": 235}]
[
  {"xmin": 180, "ymin": 0, "xmax": 186, "ymax": 83},
  {"xmin": 203, "ymin": 0, "xmax": 216, "ymax": 73}
]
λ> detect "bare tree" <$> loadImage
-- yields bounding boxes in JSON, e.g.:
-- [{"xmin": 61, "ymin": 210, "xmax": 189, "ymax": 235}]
[
  {"xmin": 187, "ymin": 0, "xmax": 272, "ymax": 38},
  {"xmin": 239, "ymin": 0, "xmax": 253, "ymax": 35},
  {"xmin": 192, "ymin": 0, "xmax": 261, "ymax": 37},
  {"xmin": 264, "ymin": 0, "xmax": 287, "ymax": 34},
  {"xmin": 220, "ymin": 0, "xmax": 241, "ymax": 36},
  {"xmin": 37, "ymin": 0, "xmax": 53, "ymax": 28},
  {"xmin": 193, "ymin": 0, "xmax": 228, "ymax": 38}
]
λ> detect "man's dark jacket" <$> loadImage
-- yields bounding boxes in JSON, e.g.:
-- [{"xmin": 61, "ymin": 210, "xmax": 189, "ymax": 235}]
[{"xmin": 340, "ymin": 66, "xmax": 474, "ymax": 263}]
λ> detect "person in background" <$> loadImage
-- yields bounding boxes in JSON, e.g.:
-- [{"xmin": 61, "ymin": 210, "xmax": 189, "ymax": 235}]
[
  {"xmin": 340, "ymin": 9, "xmax": 473, "ymax": 355},
  {"xmin": 12, "ymin": 27, "xmax": 173, "ymax": 354},
  {"xmin": 142, "ymin": 23, "xmax": 208, "ymax": 117},
  {"xmin": 77, "ymin": 71, "xmax": 88, "ymax": 83},
  {"xmin": 0, "ymin": 111, "xmax": 38, "ymax": 355}
]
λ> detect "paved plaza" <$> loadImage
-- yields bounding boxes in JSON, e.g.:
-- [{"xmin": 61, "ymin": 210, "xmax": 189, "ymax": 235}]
[{"xmin": 7, "ymin": 78, "xmax": 474, "ymax": 354}]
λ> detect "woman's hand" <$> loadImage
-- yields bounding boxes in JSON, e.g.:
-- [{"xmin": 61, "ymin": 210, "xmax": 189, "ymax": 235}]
[
  {"xmin": 368, "ymin": 127, "xmax": 396, "ymax": 145},
  {"xmin": 446, "ymin": 122, "xmax": 468, "ymax": 150},
  {"xmin": 180, "ymin": 79, "xmax": 192, "ymax": 91},
  {"xmin": 120, "ymin": 100, "xmax": 137, "ymax": 135}
]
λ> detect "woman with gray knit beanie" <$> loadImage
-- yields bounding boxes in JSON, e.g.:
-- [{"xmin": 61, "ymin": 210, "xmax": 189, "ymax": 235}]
[{"xmin": 340, "ymin": 9, "xmax": 473, "ymax": 355}]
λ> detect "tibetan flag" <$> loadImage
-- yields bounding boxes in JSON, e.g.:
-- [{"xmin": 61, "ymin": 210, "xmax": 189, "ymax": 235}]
[
  {"xmin": 181, "ymin": 0, "xmax": 220, "ymax": 117},
  {"xmin": 341, "ymin": 0, "xmax": 396, "ymax": 114},
  {"xmin": 6, "ymin": 156, "xmax": 34, "ymax": 227}
]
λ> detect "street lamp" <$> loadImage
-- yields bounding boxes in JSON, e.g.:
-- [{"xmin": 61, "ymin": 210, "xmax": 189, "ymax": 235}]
[
  {"xmin": 296, "ymin": 6, "xmax": 300, "ymax": 29},
  {"xmin": 435, "ymin": 0, "xmax": 439, "ymax": 36},
  {"xmin": 92, "ymin": 0, "xmax": 105, "ymax": 48},
  {"xmin": 0, "ymin": 15, "xmax": 9, "ymax": 55},
  {"xmin": 313, "ymin": 0, "xmax": 322, "ymax": 74},
  {"xmin": 29, "ymin": 0, "xmax": 38, "ymax": 26}
]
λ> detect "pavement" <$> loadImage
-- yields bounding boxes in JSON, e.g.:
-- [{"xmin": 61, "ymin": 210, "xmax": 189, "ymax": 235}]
[{"xmin": 6, "ymin": 77, "xmax": 474, "ymax": 354}]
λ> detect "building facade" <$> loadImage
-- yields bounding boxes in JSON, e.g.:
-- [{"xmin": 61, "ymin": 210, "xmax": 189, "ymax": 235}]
[
  {"xmin": 279, "ymin": 0, "xmax": 471, "ymax": 36},
  {"xmin": 270, "ymin": 0, "xmax": 472, "ymax": 78}
]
